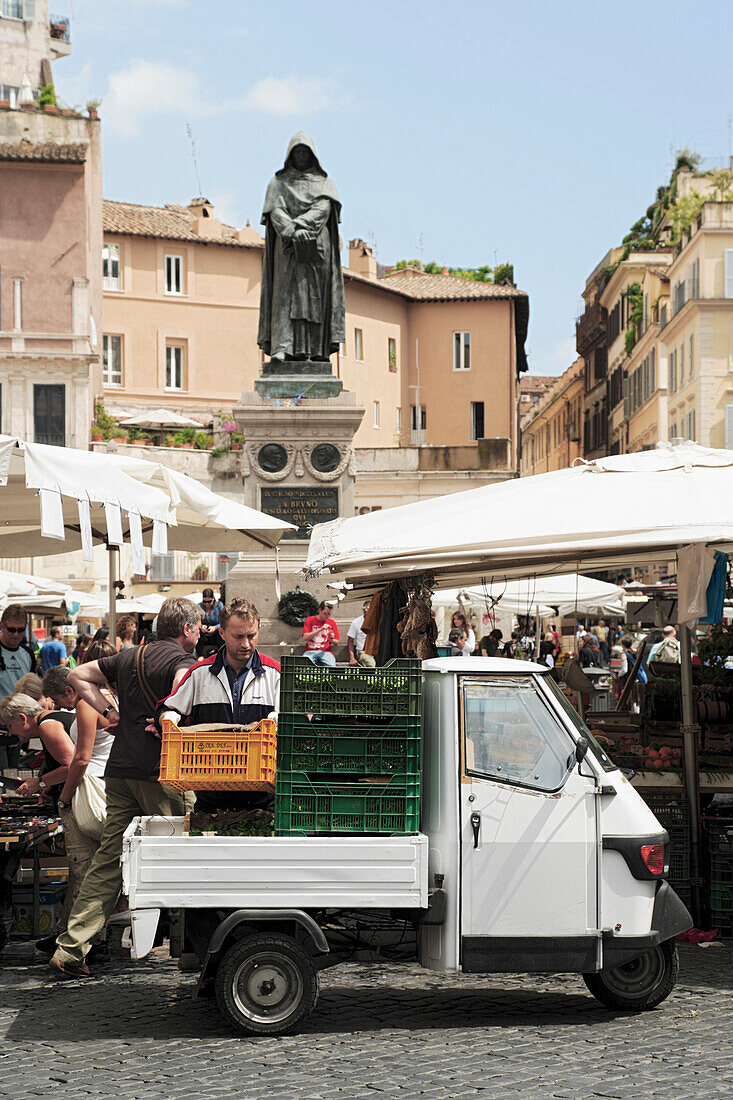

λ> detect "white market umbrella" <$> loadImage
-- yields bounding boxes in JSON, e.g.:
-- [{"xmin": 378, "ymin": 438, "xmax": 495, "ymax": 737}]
[
  {"xmin": 118, "ymin": 409, "xmax": 203, "ymax": 430},
  {"xmin": 0, "ymin": 437, "xmax": 294, "ymax": 632}
]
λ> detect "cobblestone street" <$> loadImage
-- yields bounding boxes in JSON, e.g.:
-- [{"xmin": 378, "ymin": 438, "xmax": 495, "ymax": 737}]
[{"xmin": 1, "ymin": 940, "xmax": 732, "ymax": 1099}]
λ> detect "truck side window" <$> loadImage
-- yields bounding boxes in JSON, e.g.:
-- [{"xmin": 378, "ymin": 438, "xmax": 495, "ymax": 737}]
[{"xmin": 463, "ymin": 678, "xmax": 574, "ymax": 793}]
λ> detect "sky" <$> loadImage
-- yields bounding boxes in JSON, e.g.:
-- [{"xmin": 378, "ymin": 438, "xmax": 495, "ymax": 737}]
[{"xmin": 55, "ymin": 0, "xmax": 733, "ymax": 376}]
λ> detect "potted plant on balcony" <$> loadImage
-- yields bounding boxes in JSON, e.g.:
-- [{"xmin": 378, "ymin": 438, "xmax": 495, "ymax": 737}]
[
  {"xmin": 192, "ymin": 564, "xmax": 210, "ymax": 582},
  {"xmin": 86, "ymin": 98, "xmax": 101, "ymax": 119},
  {"xmin": 128, "ymin": 426, "xmax": 152, "ymax": 447},
  {"xmin": 173, "ymin": 428, "xmax": 196, "ymax": 450},
  {"xmin": 230, "ymin": 431, "xmax": 245, "ymax": 451},
  {"xmin": 163, "ymin": 435, "xmax": 176, "ymax": 447},
  {"xmin": 193, "ymin": 430, "xmax": 214, "ymax": 450}
]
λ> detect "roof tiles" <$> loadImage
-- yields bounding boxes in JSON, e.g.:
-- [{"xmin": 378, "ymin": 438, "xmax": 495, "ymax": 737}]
[
  {"xmin": 0, "ymin": 141, "xmax": 87, "ymax": 163},
  {"xmin": 103, "ymin": 200, "xmax": 263, "ymax": 248}
]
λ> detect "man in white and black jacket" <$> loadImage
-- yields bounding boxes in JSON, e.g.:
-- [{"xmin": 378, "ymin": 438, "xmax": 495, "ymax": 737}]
[{"xmin": 158, "ymin": 597, "xmax": 279, "ymax": 730}]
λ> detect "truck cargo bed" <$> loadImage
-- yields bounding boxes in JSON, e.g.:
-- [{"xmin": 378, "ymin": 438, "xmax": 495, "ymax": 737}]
[{"xmin": 122, "ymin": 817, "xmax": 429, "ymax": 910}]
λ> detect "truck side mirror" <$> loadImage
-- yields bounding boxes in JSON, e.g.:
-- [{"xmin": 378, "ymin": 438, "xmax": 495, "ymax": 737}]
[{"xmin": 575, "ymin": 737, "xmax": 589, "ymax": 766}]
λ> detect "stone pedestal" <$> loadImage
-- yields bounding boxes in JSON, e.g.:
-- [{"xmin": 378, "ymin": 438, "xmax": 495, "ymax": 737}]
[{"xmin": 226, "ymin": 361, "xmax": 365, "ymax": 657}]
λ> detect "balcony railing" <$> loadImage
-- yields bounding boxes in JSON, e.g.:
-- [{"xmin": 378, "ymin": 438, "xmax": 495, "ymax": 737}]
[
  {"xmin": 576, "ymin": 300, "xmax": 607, "ymax": 355},
  {"xmin": 49, "ymin": 14, "xmax": 70, "ymax": 41}
]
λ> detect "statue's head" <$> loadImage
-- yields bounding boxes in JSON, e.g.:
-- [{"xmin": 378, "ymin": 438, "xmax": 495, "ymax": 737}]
[
  {"xmin": 290, "ymin": 143, "xmax": 315, "ymax": 171},
  {"xmin": 283, "ymin": 131, "xmax": 323, "ymax": 174}
]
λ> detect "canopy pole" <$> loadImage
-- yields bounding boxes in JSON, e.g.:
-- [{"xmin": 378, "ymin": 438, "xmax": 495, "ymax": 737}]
[
  {"xmin": 679, "ymin": 623, "xmax": 702, "ymax": 925},
  {"xmin": 108, "ymin": 544, "xmax": 118, "ymax": 640}
]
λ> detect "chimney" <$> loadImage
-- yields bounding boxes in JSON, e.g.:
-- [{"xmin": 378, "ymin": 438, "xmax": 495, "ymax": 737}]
[
  {"xmin": 348, "ymin": 238, "xmax": 377, "ymax": 280},
  {"xmin": 188, "ymin": 197, "xmax": 222, "ymax": 239}
]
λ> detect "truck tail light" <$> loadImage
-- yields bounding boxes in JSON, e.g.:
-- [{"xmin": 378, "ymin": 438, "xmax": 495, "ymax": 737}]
[{"xmin": 640, "ymin": 843, "xmax": 664, "ymax": 875}]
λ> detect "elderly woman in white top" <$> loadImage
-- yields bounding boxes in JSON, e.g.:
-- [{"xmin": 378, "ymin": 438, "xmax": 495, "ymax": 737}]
[{"xmin": 41, "ymin": 648, "xmax": 117, "ymax": 957}]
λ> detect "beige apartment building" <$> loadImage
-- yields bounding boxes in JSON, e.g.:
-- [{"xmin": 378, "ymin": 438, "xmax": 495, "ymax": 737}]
[
  {"xmin": 520, "ymin": 359, "xmax": 584, "ymax": 476},
  {"xmin": 100, "ymin": 202, "xmax": 529, "ymax": 479}
]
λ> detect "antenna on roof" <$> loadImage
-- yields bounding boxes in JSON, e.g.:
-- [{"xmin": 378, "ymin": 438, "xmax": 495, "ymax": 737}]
[
  {"xmin": 186, "ymin": 123, "xmax": 203, "ymax": 197},
  {"xmin": 416, "ymin": 233, "xmax": 424, "ymax": 271},
  {"xmin": 367, "ymin": 228, "xmax": 377, "ymax": 255}
]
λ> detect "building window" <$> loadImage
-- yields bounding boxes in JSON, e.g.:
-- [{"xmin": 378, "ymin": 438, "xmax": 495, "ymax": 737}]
[
  {"xmin": 470, "ymin": 401, "xmax": 485, "ymax": 441},
  {"xmin": 453, "ymin": 331, "xmax": 471, "ymax": 370},
  {"xmin": 689, "ymin": 334, "xmax": 694, "ymax": 378},
  {"xmin": 411, "ymin": 404, "xmax": 426, "ymax": 445},
  {"xmin": 388, "ymin": 336, "xmax": 397, "ymax": 372},
  {"xmin": 166, "ymin": 345, "xmax": 184, "ymax": 391},
  {"xmin": 687, "ymin": 408, "xmax": 696, "ymax": 441},
  {"xmin": 372, "ymin": 400, "xmax": 380, "ymax": 429},
  {"xmin": 354, "ymin": 328, "xmax": 363, "ymax": 361},
  {"xmin": 395, "ymin": 406, "xmax": 401, "ymax": 435},
  {"xmin": 165, "ymin": 254, "xmax": 183, "ymax": 295},
  {"xmin": 33, "ymin": 384, "xmax": 65, "ymax": 446},
  {"xmin": 689, "ymin": 258, "xmax": 699, "ymax": 300},
  {"xmin": 669, "ymin": 350, "xmax": 677, "ymax": 393},
  {"xmin": 669, "ymin": 422, "xmax": 677, "ymax": 441},
  {"xmin": 150, "ymin": 552, "xmax": 175, "ymax": 582},
  {"xmin": 102, "ymin": 243, "xmax": 121, "ymax": 291},
  {"xmin": 0, "ymin": 84, "xmax": 19, "ymax": 107},
  {"xmin": 2, "ymin": 0, "xmax": 23, "ymax": 18},
  {"xmin": 103, "ymin": 334, "xmax": 123, "ymax": 386},
  {"xmin": 680, "ymin": 342, "xmax": 685, "ymax": 383},
  {"xmin": 725, "ymin": 250, "xmax": 733, "ymax": 299}
]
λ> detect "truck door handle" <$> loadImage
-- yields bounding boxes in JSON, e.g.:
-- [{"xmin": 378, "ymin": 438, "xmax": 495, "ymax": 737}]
[{"xmin": 470, "ymin": 812, "xmax": 481, "ymax": 849}]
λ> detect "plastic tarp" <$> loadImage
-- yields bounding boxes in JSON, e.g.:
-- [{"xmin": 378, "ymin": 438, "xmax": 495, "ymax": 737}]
[{"xmin": 305, "ymin": 442, "xmax": 733, "ymax": 588}]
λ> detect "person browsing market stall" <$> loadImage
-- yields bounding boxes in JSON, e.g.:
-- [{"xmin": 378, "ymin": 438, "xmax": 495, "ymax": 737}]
[
  {"xmin": 302, "ymin": 600, "xmax": 340, "ymax": 666},
  {"xmin": 49, "ymin": 598, "xmax": 202, "ymax": 979}
]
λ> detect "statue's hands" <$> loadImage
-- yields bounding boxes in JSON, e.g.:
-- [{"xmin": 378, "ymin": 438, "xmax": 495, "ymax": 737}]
[{"xmin": 294, "ymin": 228, "xmax": 312, "ymax": 242}]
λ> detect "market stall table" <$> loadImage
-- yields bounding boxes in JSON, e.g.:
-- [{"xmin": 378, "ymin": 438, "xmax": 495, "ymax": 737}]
[{"xmin": 0, "ymin": 799, "xmax": 63, "ymax": 947}]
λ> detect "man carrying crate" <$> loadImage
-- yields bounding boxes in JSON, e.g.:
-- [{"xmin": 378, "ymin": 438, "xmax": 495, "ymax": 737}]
[{"xmin": 158, "ymin": 598, "xmax": 279, "ymax": 730}]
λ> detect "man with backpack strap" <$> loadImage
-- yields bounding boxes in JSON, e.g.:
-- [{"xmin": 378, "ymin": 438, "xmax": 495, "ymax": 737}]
[
  {"xmin": 49, "ymin": 598, "xmax": 202, "ymax": 979},
  {"xmin": 648, "ymin": 625, "xmax": 681, "ymax": 666}
]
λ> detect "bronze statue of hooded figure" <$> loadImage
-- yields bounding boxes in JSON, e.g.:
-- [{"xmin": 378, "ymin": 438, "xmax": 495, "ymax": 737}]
[{"xmin": 258, "ymin": 132, "xmax": 346, "ymax": 362}]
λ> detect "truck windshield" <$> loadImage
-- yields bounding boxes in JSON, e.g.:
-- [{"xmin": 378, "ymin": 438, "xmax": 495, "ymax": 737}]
[
  {"xmin": 540, "ymin": 674, "xmax": 617, "ymax": 773},
  {"xmin": 461, "ymin": 676, "xmax": 575, "ymax": 793}
]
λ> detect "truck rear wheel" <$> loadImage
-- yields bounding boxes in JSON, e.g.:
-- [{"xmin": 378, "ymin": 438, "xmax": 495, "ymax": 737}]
[
  {"xmin": 214, "ymin": 933, "xmax": 319, "ymax": 1036},
  {"xmin": 584, "ymin": 940, "xmax": 678, "ymax": 1011}
]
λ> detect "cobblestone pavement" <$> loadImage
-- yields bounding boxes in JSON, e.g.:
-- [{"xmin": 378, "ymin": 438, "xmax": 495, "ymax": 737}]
[{"xmin": 1, "ymin": 938, "xmax": 732, "ymax": 1100}]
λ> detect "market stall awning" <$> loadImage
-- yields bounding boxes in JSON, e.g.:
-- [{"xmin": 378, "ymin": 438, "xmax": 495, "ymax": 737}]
[
  {"xmin": 431, "ymin": 575, "xmax": 625, "ymax": 618},
  {"xmin": 0, "ymin": 436, "xmax": 294, "ymax": 559},
  {"xmin": 305, "ymin": 442, "xmax": 733, "ymax": 588}
]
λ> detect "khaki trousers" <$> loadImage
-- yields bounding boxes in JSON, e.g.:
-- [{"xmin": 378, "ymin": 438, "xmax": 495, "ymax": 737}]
[
  {"xmin": 57, "ymin": 805, "xmax": 101, "ymax": 938},
  {"xmin": 54, "ymin": 777, "xmax": 193, "ymax": 966}
]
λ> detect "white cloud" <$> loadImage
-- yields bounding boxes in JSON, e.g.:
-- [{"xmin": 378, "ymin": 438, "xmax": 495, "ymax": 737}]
[
  {"xmin": 105, "ymin": 59, "xmax": 208, "ymax": 136},
  {"xmin": 239, "ymin": 75, "xmax": 338, "ymax": 116}
]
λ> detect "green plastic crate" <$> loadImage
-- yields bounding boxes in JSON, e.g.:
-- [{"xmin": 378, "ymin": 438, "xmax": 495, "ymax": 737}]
[
  {"xmin": 275, "ymin": 771, "xmax": 420, "ymax": 836},
  {"xmin": 710, "ymin": 883, "xmax": 733, "ymax": 913},
  {"xmin": 276, "ymin": 713, "xmax": 421, "ymax": 776},
  {"xmin": 279, "ymin": 656, "xmax": 422, "ymax": 718}
]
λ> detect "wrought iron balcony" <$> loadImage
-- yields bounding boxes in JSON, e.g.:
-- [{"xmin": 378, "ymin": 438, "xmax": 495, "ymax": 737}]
[{"xmin": 576, "ymin": 300, "xmax": 607, "ymax": 355}]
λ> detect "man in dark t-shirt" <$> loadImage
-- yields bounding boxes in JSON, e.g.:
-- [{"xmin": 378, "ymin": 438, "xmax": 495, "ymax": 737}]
[{"xmin": 50, "ymin": 598, "xmax": 202, "ymax": 979}]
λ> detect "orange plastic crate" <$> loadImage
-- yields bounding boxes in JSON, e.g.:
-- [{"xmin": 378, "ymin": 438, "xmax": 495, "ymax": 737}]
[{"xmin": 159, "ymin": 719, "xmax": 277, "ymax": 792}]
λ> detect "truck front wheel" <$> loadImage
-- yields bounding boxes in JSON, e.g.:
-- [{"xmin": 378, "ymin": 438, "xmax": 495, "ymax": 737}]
[
  {"xmin": 215, "ymin": 933, "xmax": 319, "ymax": 1036},
  {"xmin": 584, "ymin": 940, "xmax": 679, "ymax": 1011}
]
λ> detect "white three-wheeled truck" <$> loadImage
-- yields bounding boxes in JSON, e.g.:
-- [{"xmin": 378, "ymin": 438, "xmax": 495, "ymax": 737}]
[{"xmin": 120, "ymin": 658, "xmax": 692, "ymax": 1035}]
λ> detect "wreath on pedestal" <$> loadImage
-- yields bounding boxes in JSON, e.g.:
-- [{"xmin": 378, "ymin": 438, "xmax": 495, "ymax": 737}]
[{"xmin": 278, "ymin": 586, "xmax": 319, "ymax": 627}]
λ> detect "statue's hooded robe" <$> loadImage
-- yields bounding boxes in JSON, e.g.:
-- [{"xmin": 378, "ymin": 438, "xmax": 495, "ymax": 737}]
[{"xmin": 258, "ymin": 132, "xmax": 346, "ymax": 360}]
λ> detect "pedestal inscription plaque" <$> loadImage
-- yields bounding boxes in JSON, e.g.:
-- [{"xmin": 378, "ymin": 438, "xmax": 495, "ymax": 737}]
[{"xmin": 261, "ymin": 486, "xmax": 339, "ymax": 540}]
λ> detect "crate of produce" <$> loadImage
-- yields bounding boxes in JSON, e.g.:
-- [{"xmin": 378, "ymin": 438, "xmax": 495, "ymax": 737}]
[
  {"xmin": 275, "ymin": 771, "xmax": 420, "ymax": 836},
  {"xmin": 279, "ymin": 656, "xmax": 422, "ymax": 718},
  {"xmin": 276, "ymin": 713, "xmax": 421, "ymax": 776},
  {"xmin": 159, "ymin": 719, "xmax": 277, "ymax": 792}
]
